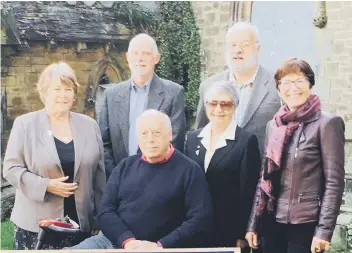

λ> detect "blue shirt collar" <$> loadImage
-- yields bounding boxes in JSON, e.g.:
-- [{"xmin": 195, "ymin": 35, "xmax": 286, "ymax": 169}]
[{"xmin": 130, "ymin": 77, "xmax": 153, "ymax": 93}]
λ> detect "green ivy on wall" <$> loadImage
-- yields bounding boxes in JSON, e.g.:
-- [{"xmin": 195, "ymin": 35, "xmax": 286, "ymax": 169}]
[{"xmin": 155, "ymin": 1, "xmax": 201, "ymax": 127}]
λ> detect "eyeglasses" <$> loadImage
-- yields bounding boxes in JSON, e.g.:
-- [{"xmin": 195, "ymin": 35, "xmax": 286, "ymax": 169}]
[
  {"xmin": 279, "ymin": 77, "xmax": 308, "ymax": 90},
  {"xmin": 206, "ymin": 100, "xmax": 234, "ymax": 110}
]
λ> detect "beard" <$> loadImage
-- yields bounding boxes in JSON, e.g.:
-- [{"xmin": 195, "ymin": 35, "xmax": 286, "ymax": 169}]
[{"xmin": 227, "ymin": 52, "xmax": 259, "ymax": 73}]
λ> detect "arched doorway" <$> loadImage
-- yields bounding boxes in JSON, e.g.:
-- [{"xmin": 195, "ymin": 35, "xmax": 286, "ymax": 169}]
[{"xmin": 83, "ymin": 57, "xmax": 127, "ymax": 120}]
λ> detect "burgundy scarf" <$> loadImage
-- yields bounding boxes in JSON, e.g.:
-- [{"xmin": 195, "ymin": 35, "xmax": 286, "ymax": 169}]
[{"xmin": 257, "ymin": 94, "xmax": 321, "ymax": 217}]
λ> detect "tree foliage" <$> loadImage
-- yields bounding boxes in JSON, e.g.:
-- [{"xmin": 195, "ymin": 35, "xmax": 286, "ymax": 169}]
[{"xmin": 155, "ymin": 1, "xmax": 201, "ymax": 126}]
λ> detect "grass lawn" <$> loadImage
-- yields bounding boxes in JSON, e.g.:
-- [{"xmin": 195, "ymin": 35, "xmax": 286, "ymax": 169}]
[{"xmin": 1, "ymin": 219, "xmax": 14, "ymax": 250}]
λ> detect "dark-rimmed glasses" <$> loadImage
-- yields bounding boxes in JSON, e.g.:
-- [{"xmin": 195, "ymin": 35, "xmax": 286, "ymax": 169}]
[{"xmin": 279, "ymin": 77, "xmax": 308, "ymax": 90}]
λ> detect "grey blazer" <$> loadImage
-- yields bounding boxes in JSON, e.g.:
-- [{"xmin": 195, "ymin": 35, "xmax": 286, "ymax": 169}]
[
  {"xmin": 3, "ymin": 109, "xmax": 105, "ymax": 233},
  {"xmin": 99, "ymin": 73, "xmax": 186, "ymax": 178},
  {"xmin": 194, "ymin": 66, "xmax": 281, "ymax": 156}
]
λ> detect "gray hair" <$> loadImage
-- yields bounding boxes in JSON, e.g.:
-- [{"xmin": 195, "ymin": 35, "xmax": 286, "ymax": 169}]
[
  {"xmin": 225, "ymin": 21, "xmax": 260, "ymax": 47},
  {"xmin": 137, "ymin": 109, "xmax": 172, "ymax": 131},
  {"xmin": 128, "ymin": 33, "xmax": 159, "ymax": 55},
  {"xmin": 204, "ymin": 81, "xmax": 239, "ymax": 107}
]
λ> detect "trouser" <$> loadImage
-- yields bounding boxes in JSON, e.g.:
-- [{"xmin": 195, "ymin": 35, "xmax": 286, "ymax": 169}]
[
  {"xmin": 262, "ymin": 220, "xmax": 318, "ymax": 253},
  {"xmin": 68, "ymin": 231, "xmax": 116, "ymax": 249}
]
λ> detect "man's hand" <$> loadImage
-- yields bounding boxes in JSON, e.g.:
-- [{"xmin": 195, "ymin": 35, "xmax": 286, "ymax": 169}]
[
  {"xmin": 138, "ymin": 241, "xmax": 160, "ymax": 249},
  {"xmin": 124, "ymin": 240, "xmax": 159, "ymax": 249},
  {"xmin": 236, "ymin": 239, "xmax": 248, "ymax": 248},
  {"xmin": 245, "ymin": 232, "xmax": 259, "ymax": 249},
  {"xmin": 124, "ymin": 240, "xmax": 141, "ymax": 249},
  {"xmin": 47, "ymin": 176, "xmax": 78, "ymax": 198},
  {"xmin": 311, "ymin": 237, "xmax": 329, "ymax": 253}
]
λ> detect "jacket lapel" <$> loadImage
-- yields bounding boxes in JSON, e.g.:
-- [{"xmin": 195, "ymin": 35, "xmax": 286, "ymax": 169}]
[
  {"xmin": 37, "ymin": 109, "xmax": 62, "ymax": 171},
  {"xmin": 207, "ymin": 127, "xmax": 240, "ymax": 171},
  {"xmin": 196, "ymin": 138, "xmax": 206, "ymax": 172},
  {"xmin": 115, "ymin": 82, "xmax": 131, "ymax": 153},
  {"xmin": 146, "ymin": 74, "xmax": 164, "ymax": 110},
  {"xmin": 207, "ymin": 139, "xmax": 236, "ymax": 171},
  {"xmin": 241, "ymin": 66, "xmax": 269, "ymax": 127},
  {"xmin": 71, "ymin": 113, "xmax": 86, "ymax": 179}
]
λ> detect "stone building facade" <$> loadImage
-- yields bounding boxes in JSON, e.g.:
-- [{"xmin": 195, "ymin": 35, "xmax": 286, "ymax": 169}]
[
  {"xmin": 1, "ymin": 44, "xmax": 129, "ymax": 124},
  {"xmin": 192, "ymin": 1, "xmax": 352, "ymax": 251}
]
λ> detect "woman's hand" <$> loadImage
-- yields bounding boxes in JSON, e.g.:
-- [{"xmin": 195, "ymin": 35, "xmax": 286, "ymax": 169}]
[
  {"xmin": 311, "ymin": 237, "xmax": 329, "ymax": 253},
  {"xmin": 46, "ymin": 176, "xmax": 78, "ymax": 198},
  {"xmin": 245, "ymin": 232, "xmax": 259, "ymax": 249}
]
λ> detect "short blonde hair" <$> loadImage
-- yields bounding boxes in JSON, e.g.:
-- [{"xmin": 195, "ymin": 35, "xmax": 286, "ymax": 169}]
[{"xmin": 36, "ymin": 62, "xmax": 80, "ymax": 103}]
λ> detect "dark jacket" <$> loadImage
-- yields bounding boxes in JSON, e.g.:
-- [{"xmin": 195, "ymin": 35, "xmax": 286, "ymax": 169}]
[
  {"xmin": 185, "ymin": 126, "xmax": 261, "ymax": 247},
  {"xmin": 247, "ymin": 111, "xmax": 345, "ymax": 241}
]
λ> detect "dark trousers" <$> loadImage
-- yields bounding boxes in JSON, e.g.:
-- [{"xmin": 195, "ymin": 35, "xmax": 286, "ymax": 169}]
[{"xmin": 262, "ymin": 220, "xmax": 317, "ymax": 253}]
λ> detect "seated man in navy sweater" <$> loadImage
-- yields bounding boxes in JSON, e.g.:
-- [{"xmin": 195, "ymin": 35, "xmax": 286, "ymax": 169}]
[{"xmin": 70, "ymin": 109, "xmax": 213, "ymax": 249}]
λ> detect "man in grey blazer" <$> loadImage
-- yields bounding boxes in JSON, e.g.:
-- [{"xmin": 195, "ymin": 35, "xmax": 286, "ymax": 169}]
[
  {"xmin": 100, "ymin": 33, "xmax": 186, "ymax": 179},
  {"xmin": 195, "ymin": 22, "xmax": 280, "ymax": 157}
]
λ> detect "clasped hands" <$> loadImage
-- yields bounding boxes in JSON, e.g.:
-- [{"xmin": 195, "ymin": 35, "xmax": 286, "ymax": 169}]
[{"xmin": 46, "ymin": 176, "xmax": 78, "ymax": 198}]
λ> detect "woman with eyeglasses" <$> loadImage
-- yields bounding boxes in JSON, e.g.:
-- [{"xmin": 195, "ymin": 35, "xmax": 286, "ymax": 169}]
[
  {"xmin": 245, "ymin": 58, "xmax": 345, "ymax": 253},
  {"xmin": 185, "ymin": 81, "xmax": 261, "ymax": 252}
]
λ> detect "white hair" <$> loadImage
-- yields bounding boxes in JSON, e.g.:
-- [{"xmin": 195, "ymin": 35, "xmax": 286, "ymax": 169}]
[
  {"xmin": 204, "ymin": 81, "xmax": 239, "ymax": 107},
  {"xmin": 128, "ymin": 33, "xmax": 159, "ymax": 55},
  {"xmin": 137, "ymin": 109, "xmax": 172, "ymax": 131},
  {"xmin": 225, "ymin": 21, "xmax": 260, "ymax": 47}
]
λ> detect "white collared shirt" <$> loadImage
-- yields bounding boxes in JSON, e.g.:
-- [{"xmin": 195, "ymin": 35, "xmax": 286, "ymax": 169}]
[
  {"xmin": 198, "ymin": 120, "xmax": 237, "ymax": 171},
  {"xmin": 229, "ymin": 68, "xmax": 259, "ymax": 127}
]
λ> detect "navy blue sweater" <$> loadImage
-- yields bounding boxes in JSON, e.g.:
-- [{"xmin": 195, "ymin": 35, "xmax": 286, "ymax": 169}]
[{"xmin": 98, "ymin": 150, "xmax": 213, "ymax": 248}]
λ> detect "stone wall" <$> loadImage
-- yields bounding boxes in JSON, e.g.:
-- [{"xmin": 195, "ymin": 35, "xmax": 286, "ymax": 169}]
[
  {"xmin": 314, "ymin": 0, "xmax": 352, "ymax": 168},
  {"xmin": 191, "ymin": 1, "xmax": 232, "ymax": 79},
  {"xmin": 314, "ymin": 2, "xmax": 352, "ymax": 250}
]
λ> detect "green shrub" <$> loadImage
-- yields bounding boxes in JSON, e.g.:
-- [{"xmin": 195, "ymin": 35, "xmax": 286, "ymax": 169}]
[{"xmin": 156, "ymin": 1, "xmax": 201, "ymax": 126}]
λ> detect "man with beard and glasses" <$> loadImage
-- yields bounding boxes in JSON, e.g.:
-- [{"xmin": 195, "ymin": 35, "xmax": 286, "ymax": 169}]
[{"xmin": 194, "ymin": 22, "xmax": 280, "ymax": 157}]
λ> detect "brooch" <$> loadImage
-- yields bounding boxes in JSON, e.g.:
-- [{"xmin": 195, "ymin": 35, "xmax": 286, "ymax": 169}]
[{"xmin": 195, "ymin": 145, "xmax": 200, "ymax": 156}]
